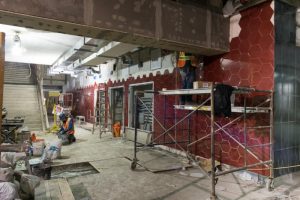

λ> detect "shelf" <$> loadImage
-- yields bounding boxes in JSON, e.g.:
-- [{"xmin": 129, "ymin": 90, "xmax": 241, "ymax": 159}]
[
  {"xmin": 159, "ymin": 88, "xmax": 212, "ymax": 95},
  {"xmin": 174, "ymin": 105, "xmax": 270, "ymax": 113},
  {"xmin": 159, "ymin": 87, "xmax": 272, "ymax": 96}
]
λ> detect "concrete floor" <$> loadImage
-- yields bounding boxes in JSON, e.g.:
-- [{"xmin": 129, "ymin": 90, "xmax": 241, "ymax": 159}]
[{"xmin": 36, "ymin": 125, "xmax": 300, "ymax": 200}]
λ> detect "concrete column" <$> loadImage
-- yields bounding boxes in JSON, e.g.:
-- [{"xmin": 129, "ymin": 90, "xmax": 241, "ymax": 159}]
[{"xmin": 0, "ymin": 32, "xmax": 4, "ymax": 129}]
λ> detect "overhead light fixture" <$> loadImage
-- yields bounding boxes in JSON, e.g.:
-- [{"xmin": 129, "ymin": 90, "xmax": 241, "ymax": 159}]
[{"xmin": 12, "ymin": 32, "xmax": 25, "ymax": 55}]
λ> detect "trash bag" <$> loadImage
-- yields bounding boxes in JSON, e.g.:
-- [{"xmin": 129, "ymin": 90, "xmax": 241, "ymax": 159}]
[
  {"xmin": 31, "ymin": 165, "xmax": 52, "ymax": 180},
  {"xmin": 13, "ymin": 170, "xmax": 24, "ymax": 183},
  {"xmin": 32, "ymin": 140, "xmax": 45, "ymax": 156},
  {"xmin": 0, "ymin": 167, "xmax": 14, "ymax": 182},
  {"xmin": 41, "ymin": 140, "xmax": 62, "ymax": 162},
  {"xmin": 0, "ymin": 152, "xmax": 26, "ymax": 168},
  {"xmin": 0, "ymin": 182, "xmax": 19, "ymax": 200},
  {"xmin": 57, "ymin": 131, "xmax": 69, "ymax": 145}
]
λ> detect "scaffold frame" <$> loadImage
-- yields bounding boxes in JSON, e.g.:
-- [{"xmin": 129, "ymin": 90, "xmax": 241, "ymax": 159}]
[{"xmin": 130, "ymin": 84, "xmax": 274, "ymax": 200}]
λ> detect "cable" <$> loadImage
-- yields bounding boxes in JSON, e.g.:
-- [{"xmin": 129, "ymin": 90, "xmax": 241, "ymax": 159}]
[
  {"xmin": 25, "ymin": 64, "xmax": 32, "ymax": 78},
  {"xmin": 246, "ymin": 163, "xmax": 300, "ymax": 171}
]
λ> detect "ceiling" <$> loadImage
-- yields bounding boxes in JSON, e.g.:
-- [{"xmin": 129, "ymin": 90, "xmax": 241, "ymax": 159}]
[
  {"xmin": 1, "ymin": 24, "xmax": 82, "ymax": 65},
  {"xmin": 1, "ymin": 23, "xmax": 139, "ymax": 77},
  {"xmin": 0, "ymin": 0, "xmax": 267, "ymax": 70}
]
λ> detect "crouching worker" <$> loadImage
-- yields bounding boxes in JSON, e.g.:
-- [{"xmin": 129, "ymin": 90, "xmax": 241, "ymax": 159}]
[{"xmin": 57, "ymin": 113, "xmax": 76, "ymax": 145}]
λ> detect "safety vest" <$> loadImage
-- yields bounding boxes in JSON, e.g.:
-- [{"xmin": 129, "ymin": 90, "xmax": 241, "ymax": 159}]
[
  {"xmin": 177, "ymin": 52, "xmax": 198, "ymax": 68},
  {"xmin": 63, "ymin": 118, "xmax": 75, "ymax": 135},
  {"xmin": 177, "ymin": 52, "xmax": 190, "ymax": 68}
]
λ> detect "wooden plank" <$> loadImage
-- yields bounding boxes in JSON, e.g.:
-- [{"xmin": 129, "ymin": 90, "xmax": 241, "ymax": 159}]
[
  {"xmin": 58, "ymin": 179, "xmax": 75, "ymax": 200},
  {"xmin": 48, "ymin": 179, "xmax": 62, "ymax": 200},
  {"xmin": 44, "ymin": 180, "xmax": 51, "ymax": 200},
  {"xmin": 34, "ymin": 180, "xmax": 47, "ymax": 200},
  {"xmin": 0, "ymin": 144, "xmax": 23, "ymax": 152},
  {"xmin": 35, "ymin": 179, "xmax": 75, "ymax": 200}
]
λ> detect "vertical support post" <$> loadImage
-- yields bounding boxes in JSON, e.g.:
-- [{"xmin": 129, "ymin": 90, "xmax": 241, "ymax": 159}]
[
  {"xmin": 175, "ymin": 98, "xmax": 177, "ymax": 150},
  {"xmin": 269, "ymin": 92, "xmax": 274, "ymax": 190},
  {"xmin": 210, "ymin": 83, "xmax": 216, "ymax": 200},
  {"xmin": 131, "ymin": 91, "xmax": 139, "ymax": 170},
  {"xmin": 173, "ymin": 92, "xmax": 178, "ymax": 150},
  {"xmin": 243, "ymin": 97, "xmax": 247, "ymax": 166},
  {"xmin": 0, "ymin": 33, "xmax": 4, "ymax": 131},
  {"xmin": 99, "ymin": 90, "xmax": 102, "ymax": 138},
  {"xmin": 188, "ymin": 116, "xmax": 191, "ymax": 145},
  {"xmin": 163, "ymin": 96, "xmax": 166, "ymax": 144},
  {"xmin": 98, "ymin": 90, "xmax": 101, "ymax": 136}
]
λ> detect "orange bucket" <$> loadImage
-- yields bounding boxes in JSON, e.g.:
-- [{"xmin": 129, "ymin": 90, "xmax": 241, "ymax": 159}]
[{"xmin": 113, "ymin": 122, "xmax": 121, "ymax": 137}]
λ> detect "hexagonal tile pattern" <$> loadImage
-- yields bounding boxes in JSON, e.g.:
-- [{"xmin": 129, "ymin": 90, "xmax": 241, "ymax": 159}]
[
  {"xmin": 201, "ymin": 1, "xmax": 273, "ymax": 176},
  {"xmin": 204, "ymin": 1, "xmax": 274, "ymax": 91},
  {"xmin": 83, "ymin": 0, "xmax": 275, "ymax": 178}
]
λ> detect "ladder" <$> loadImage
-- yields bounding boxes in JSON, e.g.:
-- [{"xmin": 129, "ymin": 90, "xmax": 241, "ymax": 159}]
[
  {"xmin": 92, "ymin": 89, "xmax": 111, "ymax": 138},
  {"xmin": 138, "ymin": 97, "xmax": 153, "ymax": 131}
]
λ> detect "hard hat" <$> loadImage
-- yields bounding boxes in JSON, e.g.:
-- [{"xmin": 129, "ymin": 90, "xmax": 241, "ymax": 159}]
[{"xmin": 59, "ymin": 113, "xmax": 67, "ymax": 121}]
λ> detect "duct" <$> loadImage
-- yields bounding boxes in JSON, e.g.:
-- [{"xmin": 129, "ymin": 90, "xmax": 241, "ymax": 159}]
[
  {"xmin": 73, "ymin": 42, "xmax": 138, "ymax": 68},
  {"xmin": 51, "ymin": 37, "xmax": 93, "ymax": 68},
  {"xmin": 49, "ymin": 67, "xmax": 80, "ymax": 77},
  {"xmin": 49, "ymin": 37, "xmax": 109, "ymax": 76},
  {"xmin": 52, "ymin": 37, "xmax": 108, "ymax": 68},
  {"xmin": 223, "ymin": 0, "xmax": 270, "ymax": 17}
]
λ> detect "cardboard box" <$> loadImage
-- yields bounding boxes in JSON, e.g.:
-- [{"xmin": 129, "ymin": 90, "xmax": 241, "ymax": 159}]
[{"xmin": 193, "ymin": 81, "xmax": 213, "ymax": 89}]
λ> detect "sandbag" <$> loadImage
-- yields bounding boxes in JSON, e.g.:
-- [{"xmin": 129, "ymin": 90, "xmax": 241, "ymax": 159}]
[
  {"xmin": 13, "ymin": 180, "xmax": 20, "ymax": 191},
  {"xmin": 32, "ymin": 140, "xmax": 45, "ymax": 156},
  {"xmin": 0, "ymin": 168, "xmax": 14, "ymax": 182},
  {"xmin": 58, "ymin": 132, "xmax": 69, "ymax": 145},
  {"xmin": 20, "ymin": 174, "xmax": 40, "ymax": 197},
  {"xmin": 13, "ymin": 170, "xmax": 24, "ymax": 183},
  {"xmin": 0, "ymin": 182, "xmax": 18, "ymax": 200},
  {"xmin": 0, "ymin": 152, "xmax": 26, "ymax": 168},
  {"xmin": 41, "ymin": 140, "xmax": 62, "ymax": 162}
]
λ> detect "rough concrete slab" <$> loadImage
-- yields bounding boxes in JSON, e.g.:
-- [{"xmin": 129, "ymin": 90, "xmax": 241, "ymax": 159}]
[
  {"xmin": 136, "ymin": 148, "xmax": 191, "ymax": 172},
  {"xmin": 34, "ymin": 126, "xmax": 300, "ymax": 200},
  {"xmin": 124, "ymin": 127, "xmax": 152, "ymax": 145}
]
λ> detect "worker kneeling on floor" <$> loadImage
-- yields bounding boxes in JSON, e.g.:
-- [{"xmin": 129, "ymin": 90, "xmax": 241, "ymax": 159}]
[{"xmin": 57, "ymin": 113, "xmax": 76, "ymax": 145}]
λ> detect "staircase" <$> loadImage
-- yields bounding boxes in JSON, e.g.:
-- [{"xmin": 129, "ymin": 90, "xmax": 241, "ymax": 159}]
[{"xmin": 3, "ymin": 84, "xmax": 43, "ymax": 131}]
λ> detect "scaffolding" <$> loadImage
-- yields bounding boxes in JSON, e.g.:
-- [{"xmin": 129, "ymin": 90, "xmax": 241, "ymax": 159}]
[{"xmin": 130, "ymin": 84, "xmax": 274, "ymax": 200}]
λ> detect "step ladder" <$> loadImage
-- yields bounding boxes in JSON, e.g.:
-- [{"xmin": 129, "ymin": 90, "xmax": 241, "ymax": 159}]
[{"xmin": 92, "ymin": 89, "xmax": 112, "ymax": 138}]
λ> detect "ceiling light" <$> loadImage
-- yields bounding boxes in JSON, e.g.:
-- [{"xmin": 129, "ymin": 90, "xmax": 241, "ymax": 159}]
[{"xmin": 12, "ymin": 32, "xmax": 26, "ymax": 55}]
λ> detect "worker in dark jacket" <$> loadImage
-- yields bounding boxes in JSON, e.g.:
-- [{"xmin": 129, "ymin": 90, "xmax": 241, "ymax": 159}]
[
  {"xmin": 177, "ymin": 52, "xmax": 198, "ymax": 104},
  {"xmin": 57, "ymin": 113, "xmax": 76, "ymax": 144}
]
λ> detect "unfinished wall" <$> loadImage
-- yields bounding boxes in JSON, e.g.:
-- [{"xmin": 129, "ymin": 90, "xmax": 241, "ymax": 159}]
[
  {"xmin": 66, "ymin": 1, "xmax": 274, "ymax": 176},
  {"xmin": 71, "ymin": 85, "xmax": 95, "ymax": 123},
  {"xmin": 65, "ymin": 54, "xmax": 176, "ymax": 123},
  {"xmin": 274, "ymin": 1, "xmax": 300, "ymax": 176}
]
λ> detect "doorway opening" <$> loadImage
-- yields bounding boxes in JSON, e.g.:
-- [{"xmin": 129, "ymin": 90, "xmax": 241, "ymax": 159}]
[
  {"xmin": 109, "ymin": 87, "xmax": 124, "ymax": 130},
  {"xmin": 128, "ymin": 82, "xmax": 154, "ymax": 132}
]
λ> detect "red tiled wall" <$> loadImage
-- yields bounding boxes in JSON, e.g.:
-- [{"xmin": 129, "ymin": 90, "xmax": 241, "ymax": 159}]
[
  {"xmin": 202, "ymin": 1, "xmax": 274, "ymax": 175},
  {"xmin": 70, "ymin": 85, "xmax": 95, "ymax": 123},
  {"xmin": 105, "ymin": 70, "xmax": 179, "ymax": 128},
  {"xmin": 69, "ymin": 1, "xmax": 274, "ymax": 176},
  {"xmin": 204, "ymin": 1, "xmax": 274, "ymax": 90}
]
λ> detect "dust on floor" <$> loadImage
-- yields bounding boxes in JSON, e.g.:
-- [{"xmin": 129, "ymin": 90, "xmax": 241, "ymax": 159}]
[{"xmin": 35, "ymin": 126, "xmax": 300, "ymax": 200}]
